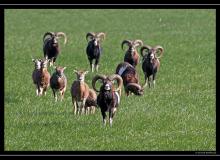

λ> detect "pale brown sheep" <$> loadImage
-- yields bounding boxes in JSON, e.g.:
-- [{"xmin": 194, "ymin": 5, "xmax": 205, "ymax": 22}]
[
  {"xmin": 71, "ymin": 70, "xmax": 97, "ymax": 115},
  {"xmin": 50, "ymin": 66, "xmax": 67, "ymax": 102}
]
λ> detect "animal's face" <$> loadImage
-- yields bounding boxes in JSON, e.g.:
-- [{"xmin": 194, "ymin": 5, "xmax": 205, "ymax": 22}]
[
  {"xmin": 149, "ymin": 51, "xmax": 155, "ymax": 60},
  {"xmin": 32, "ymin": 59, "xmax": 42, "ymax": 70},
  {"xmin": 103, "ymin": 80, "xmax": 113, "ymax": 91},
  {"xmin": 127, "ymin": 45, "xmax": 137, "ymax": 56},
  {"xmin": 56, "ymin": 67, "xmax": 66, "ymax": 77},
  {"xmin": 51, "ymin": 36, "xmax": 58, "ymax": 46},
  {"xmin": 91, "ymin": 38, "xmax": 100, "ymax": 47},
  {"xmin": 145, "ymin": 49, "xmax": 156, "ymax": 62},
  {"xmin": 41, "ymin": 59, "xmax": 49, "ymax": 69},
  {"xmin": 75, "ymin": 70, "xmax": 89, "ymax": 82},
  {"xmin": 128, "ymin": 44, "xmax": 135, "ymax": 52},
  {"xmin": 136, "ymin": 88, "xmax": 144, "ymax": 96},
  {"xmin": 131, "ymin": 46, "xmax": 135, "ymax": 53}
]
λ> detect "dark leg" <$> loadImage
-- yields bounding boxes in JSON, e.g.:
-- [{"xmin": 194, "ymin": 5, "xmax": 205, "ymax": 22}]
[
  {"xmin": 72, "ymin": 98, "xmax": 77, "ymax": 115},
  {"xmin": 94, "ymin": 58, "xmax": 100, "ymax": 72},
  {"xmin": 143, "ymin": 73, "xmax": 148, "ymax": 88},
  {"xmin": 52, "ymin": 89, "xmax": 57, "ymax": 102},
  {"xmin": 148, "ymin": 76, "xmax": 151, "ymax": 88},
  {"xmin": 52, "ymin": 57, "xmax": 56, "ymax": 66},
  {"xmin": 125, "ymin": 88, "xmax": 129, "ymax": 96},
  {"xmin": 109, "ymin": 107, "xmax": 117, "ymax": 127},
  {"xmin": 43, "ymin": 88, "xmax": 47, "ymax": 96},
  {"xmin": 89, "ymin": 59, "xmax": 94, "ymax": 72},
  {"xmin": 101, "ymin": 110, "xmax": 107, "ymax": 126},
  {"xmin": 152, "ymin": 73, "xmax": 156, "ymax": 88},
  {"xmin": 53, "ymin": 57, "xmax": 56, "ymax": 63}
]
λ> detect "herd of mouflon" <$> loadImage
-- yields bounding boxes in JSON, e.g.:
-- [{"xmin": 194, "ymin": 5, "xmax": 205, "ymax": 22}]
[{"xmin": 31, "ymin": 31, "xmax": 164, "ymax": 126}]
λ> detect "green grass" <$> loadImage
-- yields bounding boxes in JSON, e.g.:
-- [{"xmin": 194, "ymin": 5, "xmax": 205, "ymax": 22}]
[{"xmin": 4, "ymin": 9, "xmax": 216, "ymax": 151}]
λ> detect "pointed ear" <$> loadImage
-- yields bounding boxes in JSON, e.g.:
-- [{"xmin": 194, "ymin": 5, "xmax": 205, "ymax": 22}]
[
  {"xmin": 84, "ymin": 71, "xmax": 89, "ymax": 75},
  {"xmin": 73, "ymin": 70, "xmax": 78, "ymax": 74},
  {"xmin": 32, "ymin": 59, "xmax": 35, "ymax": 62}
]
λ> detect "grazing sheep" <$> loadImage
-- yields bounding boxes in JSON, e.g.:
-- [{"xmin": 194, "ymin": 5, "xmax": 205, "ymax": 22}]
[
  {"xmin": 50, "ymin": 66, "xmax": 67, "ymax": 102},
  {"xmin": 121, "ymin": 39, "xmax": 143, "ymax": 68},
  {"xmin": 116, "ymin": 62, "xmax": 144, "ymax": 96},
  {"xmin": 141, "ymin": 45, "xmax": 164, "ymax": 88},
  {"xmin": 92, "ymin": 74, "xmax": 123, "ymax": 126},
  {"xmin": 43, "ymin": 32, "xmax": 67, "ymax": 66},
  {"xmin": 86, "ymin": 32, "xmax": 105, "ymax": 72}
]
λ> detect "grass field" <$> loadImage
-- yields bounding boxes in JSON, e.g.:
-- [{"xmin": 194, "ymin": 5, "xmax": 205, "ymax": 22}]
[{"xmin": 4, "ymin": 9, "xmax": 216, "ymax": 151}]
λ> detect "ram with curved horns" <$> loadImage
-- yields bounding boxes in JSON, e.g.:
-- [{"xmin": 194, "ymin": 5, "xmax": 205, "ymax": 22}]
[
  {"xmin": 86, "ymin": 32, "xmax": 106, "ymax": 72},
  {"xmin": 140, "ymin": 45, "xmax": 164, "ymax": 88},
  {"xmin": 92, "ymin": 74, "xmax": 123, "ymax": 126},
  {"xmin": 43, "ymin": 32, "xmax": 67, "ymax": 66},
  {"xmin": 121, "ymin": 39, "xmax": 143, "ymax": 68},
  {"xmin": 116, "ymin": 62, "xmax": 144, "ymax": 96}
]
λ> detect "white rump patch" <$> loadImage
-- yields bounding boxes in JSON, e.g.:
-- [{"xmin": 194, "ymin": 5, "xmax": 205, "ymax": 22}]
[
  {"xmin": 115, "ymin": 92, "xmax": 120, "ymax": 104},
  {"xmin": 118, "ymin": 66, "xmax": 127, "ymax": 76}
]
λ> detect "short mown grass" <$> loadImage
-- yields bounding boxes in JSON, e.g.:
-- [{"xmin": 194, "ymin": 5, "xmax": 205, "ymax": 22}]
[{"xmin": 4, "ymin": 9, "xmax": 216, "ymax": 151}]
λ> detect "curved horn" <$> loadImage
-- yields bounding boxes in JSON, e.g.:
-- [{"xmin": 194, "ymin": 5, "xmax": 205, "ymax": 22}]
[
  {"xmin": 107, "ymin": 74, "xmax": 123, "ymax": 92},
  {"xmin": 43, "ymin": 32, "xmax": 54, "ymax": 42},
  {"xmin": 86, "ymin": 32, "xmax": 95, "ymax": 42},
  {"xmin": 56, "ymin": 32, "xmax": 67, "ymax": 44},
  {"xmin": 121, "ymin": 40, "xmax": 132, "ymax": 50},
  {"xmin": 92, "ymin": 75, "xmax": 107, "ymax": 92},
  {"xmin": 133, "ymin": 39, "xmax": 143, "ymax": 48},
  {"xmin": 154, "ymin": 45, "xmax": 164, "ymax": 59},
  {"xmin": 96, "ymin": 32, "xmax": 105, "ymax": 41},
  {"xmin": 125, "ymin": 83, "xmax": 143, "ymax": 95},
  {"xmin": 140, "ymin": 45, "xmax": 152, "ymax": 57},
  {"xmin": 126, "ymin": 83, "xmax": 142, "ymax": 90}
]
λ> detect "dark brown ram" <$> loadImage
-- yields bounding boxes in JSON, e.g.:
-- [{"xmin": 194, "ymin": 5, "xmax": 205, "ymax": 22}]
[
  {"xmin": 122, "ymin": 39, "xmax": 143, "ymax": 68},
  {"xmin": 43, "ymin": 32, "xmax": 67, "ymax": 66},
  {"xmin": 86, "ymin": 32, "xmax": 105, "ymax": 72},
  {"xmin": 116, "ymin": 62, "xmax": 144, "ymax": 96},
  {"xmin": 141, "ymin": 45, "xmax": 164, "ymax": 88},
  {"xmin": 92, "ymin": 74, "xmax": 123, "ymax": 126}
]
